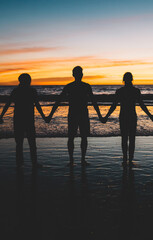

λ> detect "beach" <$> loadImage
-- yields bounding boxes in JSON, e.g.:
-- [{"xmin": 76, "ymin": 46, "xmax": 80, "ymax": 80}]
[{"xmin": 1, "ymin": 136, "xmax": 153, "ymax": 239}]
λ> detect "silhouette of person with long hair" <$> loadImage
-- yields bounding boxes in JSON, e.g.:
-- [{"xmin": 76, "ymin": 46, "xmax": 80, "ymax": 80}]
[
  {"xmin": 0, "ymin": 73, "xmax": 46, "ymax": 168},
  {"xmin": 103, "ymin": 72, "xmax": 153, "ymax": 166},
  {"xmin": 46, "ymin": 66, "xmax": 103, "ymax": 166}
]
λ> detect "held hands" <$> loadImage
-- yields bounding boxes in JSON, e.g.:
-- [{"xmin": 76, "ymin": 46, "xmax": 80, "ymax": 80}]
[
  {"xmin": 45, "ymin": 116, "xmax": 51, "ymax": 123},
  {"xmin": 99, "ymin": 115, "xmax": 108, "ymax": 124},
  {"xmin": 41, "ymin": 114, "xmax": 50, "ymax": 123},
  {"xmin": 102, "ymin": 116, "xmax": 108, "ymax": 124},
  {"xmin": 44, "ymin": 115, "xmax": 53, "ymax": 123}
]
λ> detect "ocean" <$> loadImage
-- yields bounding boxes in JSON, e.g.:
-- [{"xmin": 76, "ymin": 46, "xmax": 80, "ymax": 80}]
[{"xmin": 1, "ymin": 85, "xmax": 153, "ymax": 138}]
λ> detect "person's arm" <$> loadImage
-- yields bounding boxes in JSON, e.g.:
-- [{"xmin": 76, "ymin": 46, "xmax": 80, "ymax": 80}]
[
  {"xmin": 103, "ymin": 91, "xmax": 119, "ymax": 122},
  {"xmin": 35, "ymin": 101, "xmax": 46, "ymax": 120},
  {"xmin": 0, "ymin": 93, "xmax": 13, "ymax": 123},
  {"xmin": 47, "ymin": 86, "xmax": 67, "ymax": 122},
  {"xmin": 88, "ymin": 85, "xmax": 103, "ymax": 122},
  {"xmin": 138, "ymin": 91, "xmax": 153, "ymax": 120},
  {"xmin": 33, "ymin": 89, "xmax": 46, "ymax": 121}
]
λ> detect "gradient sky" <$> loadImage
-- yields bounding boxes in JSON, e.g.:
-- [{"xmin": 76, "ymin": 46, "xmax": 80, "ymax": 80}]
[{"xmin": 1, "ymin": 0, "xmax": 153, "ymax": 85}]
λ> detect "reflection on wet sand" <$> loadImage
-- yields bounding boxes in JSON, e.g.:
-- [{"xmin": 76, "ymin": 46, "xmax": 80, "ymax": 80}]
[
  {"xmin": 1, "ymin": 137, "xmax": 153, "ymax": 239},
  {"xmin": 0, "ymin": 161, "xmax": 150, "ymax": 240},
  {"xmin": 120, "ymin": 166, "xmax": 136, "ymax": 239},
  {"xmin": 16, "ymin": 168, "xmax": 42, "ymax": 240}
]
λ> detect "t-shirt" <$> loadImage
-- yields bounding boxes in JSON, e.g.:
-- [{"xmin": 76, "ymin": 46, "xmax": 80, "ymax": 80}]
[
  {"xmin": 10, "ymin": 85, "xmax": 38, "ymax": 124},
  {"xmin": 62, "ymin": 81, "xmax": 92, "ymax": 115}
]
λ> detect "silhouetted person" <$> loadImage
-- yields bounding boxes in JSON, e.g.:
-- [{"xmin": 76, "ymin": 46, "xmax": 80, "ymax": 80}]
[
  {"xmin": 0, "ymin": 73, "xmax": 46, "ymax": 168},
  {"xmin": 46, "ymin": 66, "xmax": 103, "ymax": 166},
  {"xmin": 103, "ymin": 72, "xmax": 153, "ymax": 166}
]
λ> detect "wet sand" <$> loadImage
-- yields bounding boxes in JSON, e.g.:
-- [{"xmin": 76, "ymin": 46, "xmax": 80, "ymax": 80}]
[{"xmin": 0, "ymin": 136, "xmax": 153, "ymax": 240}]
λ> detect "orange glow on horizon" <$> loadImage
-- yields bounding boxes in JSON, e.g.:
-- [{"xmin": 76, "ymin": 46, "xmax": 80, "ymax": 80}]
[
  {"xmin": 1, "ymin": 56, "xmax": 153, "ymax": 85},
  {"xmin": 1, "ymin": 78, "xmax": 153, "ymax": 86}
]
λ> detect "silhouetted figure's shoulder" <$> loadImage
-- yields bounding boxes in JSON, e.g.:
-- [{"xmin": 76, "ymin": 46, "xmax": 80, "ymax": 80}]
[
  {"xmin": 10, "ymin": 85, "xmax": 38, "ymax": 102},
  {"xmin": 10, "ymin": 86, "xmax": 18, "ymax": 95},
  {"xmin": 133, "ymin": 86, "xmax": 141, "ymax": 94},
  {"xmin": 10, "ymin": 86, "xmax": 19, "ymax": 101},
  {"xmin": 65, "ymin": 81, "xmax": 91, "ymax": 88},
  {"xmin": 63, "ymin": 81, "xmax": 92, "ymax": 95},
  {"xmin": 81, "ymin": 81, "xmax": 92, "ymax": 91},
  {"xmin": 115, "ymin": 86, "xmax": 141, "ymax": 104},
  {"xmin": 116, "ymin": 86, "xmax": 140, "ymax": 95},
  {"xmin": 29, "ymin": 86, "xmax": 38, "ymax": 97},
  {"xmin": 117, "ymin": 85, "xmax": 139, "ymax": 91}
]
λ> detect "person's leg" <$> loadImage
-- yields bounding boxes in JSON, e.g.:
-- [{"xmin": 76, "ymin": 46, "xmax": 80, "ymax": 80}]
[
  {"xmin": 68, "ymin": 136, "xmax": 75, "ymax": 164},
  {"xmin": 129, "ymin": 118, "xmax": 137, "ymax": 165},
  {"xmin": 81, "ymin": 136, "xmax": 88, "ymax": 164},
  {"xmin": 121, "ymin": 134, "xmax": 128, "ymax": 162},
  {"xmin": 14, "ymin": 127, "xmax": 24, "ymax": 167},
  {"xmin": 27, "ymin": 126, "xmax": 40, "ymax": 167},
  {"xmin": 28, "ymin": 137, "xmax": 37, "ymax": 165},
  {"xmin": 129, "ymin": 134, "xmax": 135, "ymax": 162},
  {"xmin": 129, "ymin": 124, "xmax": 137, "ymax": 163},
  {"xmin": 68, "ymin": 114, "xmax": 78, "ymax": 165},
  {"xmin": 120, "ymin": 118, "xmax": 128, "ymax": 164},
  {"xmin": 79, "ymin": 111, "xmax": 90, "ymax": 165},
  {"xmin": 15, "ymin": 137, "xmax": 24, "ymax": 167}
]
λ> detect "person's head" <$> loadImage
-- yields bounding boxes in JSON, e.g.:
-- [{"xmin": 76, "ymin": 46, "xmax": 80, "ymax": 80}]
[
  {"xmin": 72, "ymin": 66, "xmax": 83, "ymax": 82},
  {"xmin": 18, "ymin": 73, "xmax": 31, "ymax": 86},
  {"xmin": 123, "ymin": 72, "xmax": 133, "ymax": 85}
]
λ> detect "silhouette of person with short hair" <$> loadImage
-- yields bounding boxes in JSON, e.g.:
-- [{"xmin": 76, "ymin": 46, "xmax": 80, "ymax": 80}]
[
  {"xmin": 103, "ymin": 72, "xmax": 153, "ymax": 166},
  {"xmin": 46, "ymin": 66, "xmax": 103, "ymax": 166},
  {"xmin": 0, "ymin": 73, "xmax": 46, "ymax": 168}
]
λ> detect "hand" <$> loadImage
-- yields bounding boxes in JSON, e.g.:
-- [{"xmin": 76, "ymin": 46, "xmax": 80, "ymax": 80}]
[
  {"xmin": 45, "ymin": 116, "xmax": 51, "ymax": 123},
  {"xmin": 42, "ymin": 115, "xmax": 49, "ymax": 123},
  {"xmin": 99, "ymin": 115, "xmax": 106, "ymax": 124},
  {"xmin": 101, "ymin": 116, "xmax": 108, "ymax": 124}
]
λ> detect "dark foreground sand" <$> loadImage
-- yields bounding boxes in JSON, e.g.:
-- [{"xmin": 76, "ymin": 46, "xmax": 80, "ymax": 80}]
[{"xmin": 0, "ymin": 136, "xmax": 153, "ymax": 240}]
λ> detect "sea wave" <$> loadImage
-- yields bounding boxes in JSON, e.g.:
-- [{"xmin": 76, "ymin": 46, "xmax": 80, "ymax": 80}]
[
  {"xmin": 1, "ymin": 85, "xmax": 153, "ymax": 96},
  {"xmin": 1, "ymin": 86, "xmax": 153, "ymax": 138},
  {"xmin": 1, "ymin": 106, "xmax": 153, "ymax": 138}
]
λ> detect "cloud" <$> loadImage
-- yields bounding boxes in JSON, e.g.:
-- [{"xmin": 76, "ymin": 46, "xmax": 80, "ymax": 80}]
[
  {"xmin": 1, "ymin": 55, "xmax": 153, "ymax": 85},
  {"xmin": 102, "ymin": 60, "xmax": 149, "ymax": 67},
  {"xmin": 0, "ymin": 68, "xmax": 26, "ymax": 74},
  {"xmin": 33, "ymin": 74, "xmax": 104, "ymax": 82},
  {"xmin": 0, "ymin": 47, "xmax": 61, "ymax": 55},
  {"xmin": 1, "ymin": 56, "xmax": 151, "ymax": 69},
  {"xmin": 0, "ymin": 56, "xmax": 96, "ymax": 75},
  {"xmin": 0, "ymin": 56, "xmax": 94, "ymax": 66},
  {"xmin": 21, "ymin": 75, "xmax": 106, "ymax": 85}
]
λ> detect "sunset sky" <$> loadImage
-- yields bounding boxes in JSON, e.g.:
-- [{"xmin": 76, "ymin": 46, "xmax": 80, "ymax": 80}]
[{"xmin": 1, "ymin": 0, "xmax": 153, "ymax": 85}]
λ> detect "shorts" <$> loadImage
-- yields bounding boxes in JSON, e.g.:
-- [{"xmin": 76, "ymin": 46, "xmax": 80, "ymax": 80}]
[
  {"xmin": 68, "ymin": 111, "xmax": 90, "ymax": 137},
  {"xmin": 14, "ymin": 120, "xmax": 36, "ymax": 142}
]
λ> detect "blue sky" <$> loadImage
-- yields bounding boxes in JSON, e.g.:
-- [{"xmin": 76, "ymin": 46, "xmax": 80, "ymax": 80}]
[{"xmin": 1, "ymin": 0, "xmax": 153, "ymax": 84}]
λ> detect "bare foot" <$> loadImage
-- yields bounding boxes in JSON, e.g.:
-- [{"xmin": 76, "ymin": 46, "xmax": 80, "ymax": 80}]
[{"xmin": 129, "ymin": 161, "xmax": 134, "ymax": 168}]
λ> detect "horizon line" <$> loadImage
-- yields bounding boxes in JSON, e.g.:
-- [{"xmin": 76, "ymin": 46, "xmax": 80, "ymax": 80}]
[{"xmin": 1, "ymin": 83, "xmax": 153, "ymax": 87}]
